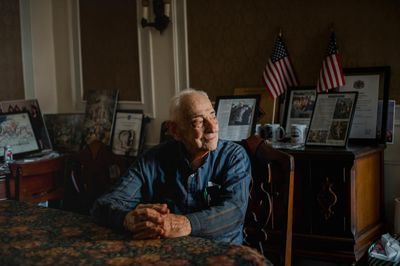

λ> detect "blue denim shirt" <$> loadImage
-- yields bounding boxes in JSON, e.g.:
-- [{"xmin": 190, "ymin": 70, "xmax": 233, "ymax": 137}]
[{"xmin": 91, "ymin": 139, "xmax": 251, "ymax": 244}]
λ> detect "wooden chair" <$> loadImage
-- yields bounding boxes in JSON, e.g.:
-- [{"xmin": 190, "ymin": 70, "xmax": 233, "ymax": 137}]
[
  {"xmin": 6, "ymin": 155, "xmax": 67, "ymax": 205},
  {"xmin": 241, "ymin": 135, "xmax": 295, "ymax": 266},
  {"xmin": 63, "ymin": 140, "xmax": 130, "ymax": 214}
]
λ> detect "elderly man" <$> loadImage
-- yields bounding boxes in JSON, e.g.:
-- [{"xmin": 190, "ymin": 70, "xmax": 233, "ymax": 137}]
[{"xmin": 91, "ymin": 89, "xmax": 251, "ymax": 244}]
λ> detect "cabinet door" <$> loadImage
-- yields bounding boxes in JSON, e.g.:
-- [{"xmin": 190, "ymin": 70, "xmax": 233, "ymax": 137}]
[{"xmin": 309, "ymin": 161, "xmax": 351, "ymax": 236}]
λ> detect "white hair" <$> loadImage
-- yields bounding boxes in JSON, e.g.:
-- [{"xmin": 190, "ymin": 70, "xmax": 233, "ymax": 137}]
[{"xmin": 169, "ymin": 88, "xmax": 209, "ymax": 122}]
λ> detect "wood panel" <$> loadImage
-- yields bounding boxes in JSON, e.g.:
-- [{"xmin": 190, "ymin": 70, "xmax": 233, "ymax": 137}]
[
  {"xmin": 0, "ymin": 179, "xmax": 6, "ymax": 200},
  {"xmin": 0, "ymin": 0, "xmax": 24, "ymax": 101},
  {"xmin": 79, "ymin": 0, "xmax": 140, "ymax": 101}
]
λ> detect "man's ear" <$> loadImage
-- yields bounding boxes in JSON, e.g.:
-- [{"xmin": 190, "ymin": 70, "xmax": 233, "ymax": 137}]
[{"xmin": 168, "ymin": 121, "xmax": 181, "ymax": 141}]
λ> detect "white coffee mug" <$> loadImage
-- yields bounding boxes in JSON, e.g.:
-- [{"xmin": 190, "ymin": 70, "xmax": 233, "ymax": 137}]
[
  {"xmin": 261, "ymin": 123, "xmax": 285, "ymax": 143},
  {"xmin": 291, "ymin": 124, "xmax": 308, "ymax": 144}
]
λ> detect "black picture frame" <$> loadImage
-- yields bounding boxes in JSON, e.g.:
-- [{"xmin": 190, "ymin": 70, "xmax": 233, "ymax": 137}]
[
  {"xmin": 282, "ymin": 86, "xmax": 317, "ymax": 136},
  {"xmin": 43, "ymin": 113, "xmax": 85, "ymax": 153},
  {"xmin": 110, "ymin": 110, "xmax": 144, "ymax": 157},
  {"xmin": 214, "ymin": 95, "xmax": 260, "ymax": 141},
  {"xmin": 341, "ymin": 66, "xmax": 390, "ymax": 144},
  {"xmin": 0, "ymin": 111, "xmax": 40, "ymax": 158},
  {"xmin": 305, "ymin": 92, "xmax": 358, "ymax": 147}
]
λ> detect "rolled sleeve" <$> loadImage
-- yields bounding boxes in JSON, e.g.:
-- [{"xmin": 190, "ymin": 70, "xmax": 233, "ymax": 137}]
[{"xmin": 91, "ymin": 161, "xmax": 145, "ymax": 231}]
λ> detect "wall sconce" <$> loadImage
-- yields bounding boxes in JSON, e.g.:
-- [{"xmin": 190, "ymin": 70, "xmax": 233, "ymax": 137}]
[{"xmin": 141, "ymin": 0, "xmax": 171, "ymax": 34}]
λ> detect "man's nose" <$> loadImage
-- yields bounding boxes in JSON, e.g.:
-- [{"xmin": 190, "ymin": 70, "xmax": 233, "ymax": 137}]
[{"xmin": 204, "ymin": 117, "xmax": 218, "ymax": 132}]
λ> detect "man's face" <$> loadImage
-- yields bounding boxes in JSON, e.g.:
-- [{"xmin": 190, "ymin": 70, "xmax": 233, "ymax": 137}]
[{"xmin": 174, "ymin": 94, "xmax": 219, "ymax": 158}]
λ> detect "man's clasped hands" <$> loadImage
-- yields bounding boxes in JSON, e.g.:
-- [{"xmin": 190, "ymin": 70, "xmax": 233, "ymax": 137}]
[{"xmin": 123, "ymin": 203, "xmax": 192, "ymax": 239}]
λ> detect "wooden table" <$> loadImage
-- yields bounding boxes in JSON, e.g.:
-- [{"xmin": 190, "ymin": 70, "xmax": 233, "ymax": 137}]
[{"xmin": 0, "ymin": 200, "xmax": 271, "ymax": 266}]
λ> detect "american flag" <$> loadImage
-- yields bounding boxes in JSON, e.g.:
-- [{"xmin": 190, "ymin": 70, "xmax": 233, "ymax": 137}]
[
  {"xmin": 316, "ymin": 32, "xmax": 345, "ymax": 93},
  {"xmin": 262, "ymin": 35, "xmax": 298, "ymax": 99}
]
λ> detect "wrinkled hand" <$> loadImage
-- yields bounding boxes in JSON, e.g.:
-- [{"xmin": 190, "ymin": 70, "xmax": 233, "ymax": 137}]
[
  {"xmin": 159, "ymin": 213, "xmax": 191, "ymax": 238},
  {"xmin": 124, "ymin": 203, "xmax": 169, "ymax": 239},
  {"xmin": 123, "ymin": 203, "xmax": 191, "ymax": 239}
]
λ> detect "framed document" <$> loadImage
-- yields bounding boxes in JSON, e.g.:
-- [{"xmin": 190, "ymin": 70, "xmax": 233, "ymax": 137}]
[
  {"xmin": 0, "ymin": 111, "xmax": 40, "ymax": 158},
  {"xmin": 282, "ymin": 87, "xmax": 317, "ymax": 136},
  {"xmin": 305, "ymin": 92, "xmax": 358, "ymax": 147},
  {"xmin": 341, "ymin": 66, "xmax": 390, "ymax": 144},
  {"xmin": 215, "ymin": 95, "xmax": 260, "ymax": 141},
  {"xmin": 110, "ymin": 110, "xmax": 144, "ymax": 157}
]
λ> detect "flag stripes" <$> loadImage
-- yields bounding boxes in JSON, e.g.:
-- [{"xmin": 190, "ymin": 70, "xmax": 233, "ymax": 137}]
[
  {"xmin": 316, "ymin": 32, "xmax": 345, "ymax": 93},
  {"xmin": 262, "ymin": 35, "xmax": 298, "ymax": 99}
]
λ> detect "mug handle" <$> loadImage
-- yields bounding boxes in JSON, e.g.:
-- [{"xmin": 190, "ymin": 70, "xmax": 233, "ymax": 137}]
[{"xmin": 276, "ymin": 126, "xmax": 286, "ymax": 141}]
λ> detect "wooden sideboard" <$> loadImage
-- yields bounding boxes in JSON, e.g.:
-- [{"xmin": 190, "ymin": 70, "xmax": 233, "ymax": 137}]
[{"xmin": 281, "ymin": 145, "xmax": 384, "ymax": 263}]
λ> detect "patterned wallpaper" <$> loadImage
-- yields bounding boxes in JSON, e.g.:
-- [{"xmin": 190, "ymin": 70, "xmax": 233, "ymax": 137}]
[{"xmin": 187, "ymin": 0, "xmax": 400, "ymax": 102}]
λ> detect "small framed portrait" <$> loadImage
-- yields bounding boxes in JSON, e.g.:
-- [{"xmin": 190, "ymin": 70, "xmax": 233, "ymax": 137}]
[
  {"xmin": 282, "ymin": 87, "xmax": 317, "ymax": 136},
  {"xmin": 0, "ymin": 111, "xmax": 40, "ymax": 158},
  {"xmin": 305, "ymin": 92, "xmax": 358, "ymax": 147},
  {"xmin": 111, "ymin": 110, "xmax": 144, "ymax": 157},
  {"xmin": 214, "ymin": 95, "xmax": 260, "ymax": 141}
]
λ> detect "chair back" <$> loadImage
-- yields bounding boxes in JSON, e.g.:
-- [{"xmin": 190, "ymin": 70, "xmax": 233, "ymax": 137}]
[
  {"xmin": 63, "ymin": 140, "xmax": 130, "ymax": 214},
  {"xmin": 241, "ymin": 135, "xmax": 294, "ymax": 266},
  {"xmin": 7, "ymin": 155, "xmax": 67, "ymax": 204}
]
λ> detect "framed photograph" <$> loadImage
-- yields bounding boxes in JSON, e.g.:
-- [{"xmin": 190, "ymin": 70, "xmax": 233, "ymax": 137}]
[
  {"xmin": 0, "ymin": 111, "xmax": 40, "ymax": 157},
  {"xmin": 0, "ymin": 99, "xmax": 52, "ymax": 150},
  {"xmin": 282, "ymin": 87, "xmax": 317, "ymax": 136},
  {"xmin": 233, "ymin": 87, "xmax": 279, "ymax": 124},
  {"xmin": 215, "ymin": 95, "xmax": 260, "ymax": 141},
  {"xmin": 111, "ymin": 110, "xmax": 144, "ymax": 157},
  {"xmin": 340, "ymin": 66, "xmax": 390, "ymax": 144},
  {"xmin": 305, "ymin": 92, "xmax": 358, "ymax": 147},
  {"xmin": 43, "ymin": 113, "xmax": 85, "ymax": 153},
  {"xmin": 81, "ymin": 89, "xmax": 119, "ymax": 148}
]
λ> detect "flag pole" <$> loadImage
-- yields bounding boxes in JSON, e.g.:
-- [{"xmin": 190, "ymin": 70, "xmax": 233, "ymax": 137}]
[
  {"xmin": 272, "ymin": 27, "xmax": 281, "ymax": 124},
  {"xmin": 272, "ymin": 97, "xmax": 276, "ymax": 124}
]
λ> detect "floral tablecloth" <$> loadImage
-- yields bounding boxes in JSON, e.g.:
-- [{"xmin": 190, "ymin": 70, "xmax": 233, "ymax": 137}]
[{"xmin": 0, "ymin": 200, "xmax": 271, "ymax": 266}]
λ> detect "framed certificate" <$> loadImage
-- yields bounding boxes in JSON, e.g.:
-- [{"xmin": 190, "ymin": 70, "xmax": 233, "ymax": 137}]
[
  {"xmin": 110, "ymin": 110, "xmax": 144, "ymax": 157},
  {"xmin": 305, "ymin": 92, "xmax": 358, "ymax": 147},
  {"xmin": 215, "ymin": 95, "xmax": 260, "ymax": 141},
  {"xmin": 341, "ymin": 66, "xmax": 390, "ymax": 144}
]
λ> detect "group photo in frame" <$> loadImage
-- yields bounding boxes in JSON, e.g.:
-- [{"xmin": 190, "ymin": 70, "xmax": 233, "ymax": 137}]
[
  {"xmin": 110, "ymin": 110, "xmax": 144, "ymax": 157},
  {"xmin": 0, "ymin": 112, "xmax": 40, "ymax": 158},
  {"xmin": 283, "ymin": 87, "xmax": 317, "ymax": 136},
  {"xmin": 340, "ymin": 66, "xmax": 390, "ymax": 144},
  {"xmin": 214, "ymin": 95, "xmax": 260, "ymax": 141},
  {"xmin": 306, "ymin": 92, "xmax": 358, "ymax": 147}
]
